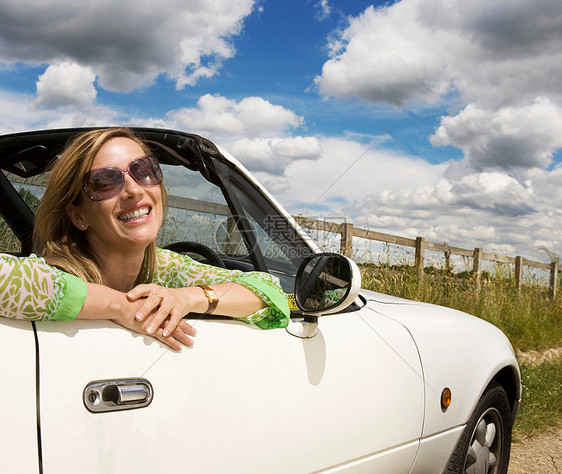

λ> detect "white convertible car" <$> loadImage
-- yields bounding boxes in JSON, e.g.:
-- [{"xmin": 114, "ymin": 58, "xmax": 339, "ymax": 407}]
[{"xmin": 0, "ymin": 128, "xmax": 520, "ymax": 473}]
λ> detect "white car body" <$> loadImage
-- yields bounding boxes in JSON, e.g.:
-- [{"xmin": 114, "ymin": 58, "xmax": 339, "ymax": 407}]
[
  {"xmin": 0, "ymin": 293, "xmax": 518, "ymax": 473},
  {"xmin": 0, "ymin": 128, "xmax": 521, "ymax": 473}
]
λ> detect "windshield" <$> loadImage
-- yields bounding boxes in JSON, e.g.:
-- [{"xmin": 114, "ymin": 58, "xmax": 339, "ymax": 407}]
[{"xmin": 157, "ymin": 158, "xmax": 313, "ymax": 292}]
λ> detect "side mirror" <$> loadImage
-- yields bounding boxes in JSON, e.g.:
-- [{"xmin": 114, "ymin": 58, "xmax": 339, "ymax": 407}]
[
  {"xmin": 288, "ymin": 253, "xmax": 361, "ymax": 338},
  {"xmin": 294, "ymin": 252, "xmax": 361, "ymax": 316}
]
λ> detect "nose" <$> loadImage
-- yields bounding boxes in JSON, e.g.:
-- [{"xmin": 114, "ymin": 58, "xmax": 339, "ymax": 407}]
[{"xmin": 121, "ymin": 171, "xmax": 142, "ymax": 197}]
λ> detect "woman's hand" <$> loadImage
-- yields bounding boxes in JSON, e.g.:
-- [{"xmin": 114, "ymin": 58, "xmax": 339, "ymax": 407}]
[
  {"xmin": 113, "ymin": 298, "xmax": 196, "ymax": 352},
  {"xmin": 125, "ymin": 281, "xmax": 266, "ymax": 349},
  {"xmin": 78, "ymin": 282, "xmax": 196, "ymax": 351},
  {"xmin": 126, "ymin": 284, "xmax": 204, "ymax": 343}
]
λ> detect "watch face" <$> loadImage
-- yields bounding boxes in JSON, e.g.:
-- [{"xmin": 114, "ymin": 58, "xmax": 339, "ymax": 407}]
[{"xmin": 207, "ymin": 289, "xmax": 219, "ymax": 303}]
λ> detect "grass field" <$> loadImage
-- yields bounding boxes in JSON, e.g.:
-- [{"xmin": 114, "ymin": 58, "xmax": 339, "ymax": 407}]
[
  {"xmin": 515, "ymin": 357, "xmax": 562, "ymax": 438},
  {"xmin": 360, "ymin": 264, "xmax": 562, "ymax": 437},
  {"xmin": 360, "ymin": 265, "xmax": 561, "ymax": 350}
]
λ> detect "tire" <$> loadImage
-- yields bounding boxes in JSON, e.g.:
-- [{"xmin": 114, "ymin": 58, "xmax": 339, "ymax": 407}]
[{"xmin": 446, "ymin": 381, "xmax": 512, "ymax": 474}]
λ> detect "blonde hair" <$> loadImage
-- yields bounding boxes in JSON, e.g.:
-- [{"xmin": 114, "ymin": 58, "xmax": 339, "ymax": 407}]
[{"xmin": 33, "ymin": 128, "xmax": 166, "ymax": 286}]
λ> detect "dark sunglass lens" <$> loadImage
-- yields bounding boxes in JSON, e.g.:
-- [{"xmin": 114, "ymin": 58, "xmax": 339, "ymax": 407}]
[
  {"xmin": 130, "ymin": 156, "xmax": 163, "ymax": 186},
  {"xmin": 86, "ymin": 168, "xmax": 123, "ymax": 199}
]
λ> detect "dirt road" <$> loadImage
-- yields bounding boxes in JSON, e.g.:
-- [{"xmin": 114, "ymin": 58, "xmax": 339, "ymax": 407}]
[
  {"xmin": 509, "ymin": 425, "xmax": 562, "ymax": 473},
  {"xmin": 508, "ymin": 349, "xmax": 561, "ymax": 473}
]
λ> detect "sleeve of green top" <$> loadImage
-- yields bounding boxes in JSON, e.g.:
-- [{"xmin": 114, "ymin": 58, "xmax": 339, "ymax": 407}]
[
  {"xmin": 51, "ymin": 273, "xmax": 87, "ymax": 321},
  {"xmin": 233, "ymin": 274, "xmax": 290, "ymax": 316},
  {"xmin": 0, "ymin": 253, "xmax": 87, "ymax": 321},
  {"xmin": 153, "ymin": 248, "xmax": 291, "ymax": 329}
]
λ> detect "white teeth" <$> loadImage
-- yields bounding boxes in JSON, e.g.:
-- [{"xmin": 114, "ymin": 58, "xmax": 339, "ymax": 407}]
[{"xmin": 118, "ymin": 207, "xmax": 150, "ymax": 222}]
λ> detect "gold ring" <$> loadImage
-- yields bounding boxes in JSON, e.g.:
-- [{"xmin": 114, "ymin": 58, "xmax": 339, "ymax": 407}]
[{"xmin": 157, "ymin": 295, "xmax": 163, "ymax": 306}]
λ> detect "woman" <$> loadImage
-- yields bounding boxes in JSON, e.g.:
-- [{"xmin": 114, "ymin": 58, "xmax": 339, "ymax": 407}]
[{"xmin": 0, "ymin": 128, "xmax": 289, "ymax": 351}]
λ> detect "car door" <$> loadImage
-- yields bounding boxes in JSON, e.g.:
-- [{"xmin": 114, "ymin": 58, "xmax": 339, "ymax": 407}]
[
  {"xmin": 0, "ymin": 319, "xmax": 39, "ymax": 474},
  {"xmin": 35, "ymin": 306, "xmax": 423, "ymax": 473},
  {"xmin": 0, "ymin": 219, "xmax": 40, "ymax": 473}
]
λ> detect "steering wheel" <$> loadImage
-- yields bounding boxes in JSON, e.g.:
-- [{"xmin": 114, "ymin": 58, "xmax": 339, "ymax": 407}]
[{"xmin": 165, "ymin": 241, "xmax": 226, "ymax": 268}]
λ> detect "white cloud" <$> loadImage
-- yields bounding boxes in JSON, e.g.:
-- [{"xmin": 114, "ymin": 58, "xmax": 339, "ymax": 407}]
[
  {"xmin": 169, "ymin": 94, "xmax": 303, "ymax": 139},
  {"xmin": 0, "ymin": 88, "xmax": 120, "ymax": 134},
  {"xmin": 251, "ymin": 133, "xmax": 562, "ymax": 260},
  {"xmin": 274, "ymin": 137, "xmax": 447, "ymax": 211},
  {"xmin": 315, "ymin": 0, "xmax": 562, "ymax": 107},
  {"xmin": 34, "ymin": 62, "xmax": 97, "ymax": 108},
  {"xmin": 230, "ymin": 136, "xmax": 322, "ymax": 175},
  {"xmin": 315, "ymin": 2, "xmax": 451, "ymax": 106},
  {"xmin": 431, "ymin": 99, "xmax": 562, "ymax": 172},
  {"xmin": 331, "ymin": 163, "xmax": 562, "ymax": 259},
  {"xmin": 0, "ymin": 0, "xmax": 255, "ymax": 92},
  {"xmin": 0, "ymin": 90, "xmax": 39, "ymax": 134},
  {"xmin": 313, "ymin": 0, "xmax": 562, "ymax": 185},
  {"xmin": 315, "ymin": 0, "xmax": 333, "ymax": 20},
  {"xmin": 526, "ymin": 165, "xmax": 562, "ymax": 204},
  {"xmin": 167, "ymin": 94, "xmax": 319, "ymax": 175}
]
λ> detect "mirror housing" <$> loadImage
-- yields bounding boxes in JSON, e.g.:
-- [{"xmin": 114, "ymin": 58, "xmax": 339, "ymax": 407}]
[
  {"xmin": 295, "ymin": 252, "xmax": 361, "ymax": 315},
  {"xmin": 287, "ymin": 253, "xmax": 361, "ymax": 338}
]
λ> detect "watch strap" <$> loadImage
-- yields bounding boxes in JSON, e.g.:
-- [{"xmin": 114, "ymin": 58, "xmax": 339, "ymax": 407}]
[{"xmin": 197, "ymin": 284, "xmax": 219, "ymax": 314}]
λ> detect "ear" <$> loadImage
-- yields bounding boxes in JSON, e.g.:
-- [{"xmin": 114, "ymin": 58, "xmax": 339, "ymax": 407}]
[{"xmin": 66, "ymin": 204, "xmax": 89, "ymax": 231}]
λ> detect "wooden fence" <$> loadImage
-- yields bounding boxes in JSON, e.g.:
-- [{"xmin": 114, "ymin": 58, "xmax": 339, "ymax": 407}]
[
  {"xmin": 5, "ymin": 171, "xmax": 559, "ymax": 299},
  {"xmin": 294, "ymin": 216, "xmax": 560, "ymax": 300}
]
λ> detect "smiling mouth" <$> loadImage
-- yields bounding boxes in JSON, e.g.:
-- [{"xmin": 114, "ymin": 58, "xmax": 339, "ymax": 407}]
[{"xmin": 118, "ymin": 206, "xmax": 151, "ymax": 223}]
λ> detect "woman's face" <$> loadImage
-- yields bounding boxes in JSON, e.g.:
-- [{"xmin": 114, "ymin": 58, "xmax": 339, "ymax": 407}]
[{"xmin": 70, "ymin": 137, "xmax": 163, "ymax": 255}]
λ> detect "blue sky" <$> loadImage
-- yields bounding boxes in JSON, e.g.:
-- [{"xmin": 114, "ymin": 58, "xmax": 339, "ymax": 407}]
[
  {"xmin": 94, "ymin": 0, "xmax": 461, "ymax": 163},
  {"xmin": 1, "ymin": 0, "xmax": 562, "ymax": 263}
]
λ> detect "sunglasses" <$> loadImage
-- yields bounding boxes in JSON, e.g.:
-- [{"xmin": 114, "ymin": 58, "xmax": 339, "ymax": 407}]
[{"xmin": 82, "ymin": 155, "xmax": 164, "ymax": 201}]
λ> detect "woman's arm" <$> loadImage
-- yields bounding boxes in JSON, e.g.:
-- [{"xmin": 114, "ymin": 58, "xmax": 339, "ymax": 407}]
[
  {"xmin": 126, "ymin": 281, "xmax": 266, "ymax": 337},
  {"xmin": 79, "ymin": 283, "xmax": 196, "ymax": 351},
  {"xmin": 0, "ymin": 253, "xmax": 75, "ymax": 321},
  {"xmin": 127, "ymin": 248, "xmax": 290, "ymax": 334},
  {"xmin": 0, "ymin": 253, "xmax": 194, "ymax": 351}
]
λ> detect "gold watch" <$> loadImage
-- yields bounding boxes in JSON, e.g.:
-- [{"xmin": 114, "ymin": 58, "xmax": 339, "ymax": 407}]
[{"xmin": 197, "ymin": 285, "xmax": 219, "ymax": 314}]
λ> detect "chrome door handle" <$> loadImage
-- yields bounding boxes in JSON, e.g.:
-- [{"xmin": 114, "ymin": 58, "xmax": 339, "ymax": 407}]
[{"xmin": 83, "ymin": 378, "xmax": 153, "ymax": 413}]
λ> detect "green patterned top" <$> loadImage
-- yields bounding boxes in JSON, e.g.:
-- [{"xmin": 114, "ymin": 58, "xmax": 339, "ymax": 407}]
[{"xmin": 0, "ymin": 248, "xmax": 290, "ymax": 329}]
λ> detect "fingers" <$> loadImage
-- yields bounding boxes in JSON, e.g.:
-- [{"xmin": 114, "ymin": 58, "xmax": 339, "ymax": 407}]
[
  {"xmin": 129, "ymin": 292, "xmax": 162, "ymax": 323},
  {"xmin": 125, "ymin": 285, "xmax": 198, "ymax": 351},
  {"xmin": 147, "ymin": 317, "xmax": 196, "ymax": 351},
  {"xmin": 132, "ymin": 290, "xmax": 195, "ymax": 338},
  {"xmin": 135, "ymin": 293, "xmax": 166, "ymax": 325},
  {"xmin": 162, "ymin": 310, "xmax": 195, "ymax": 338},
  {"xmin": 178, "ymin": 319, "xmax": 197, "ymax": 337},
  {"xmin": 144, "ymin": 299, "xmax": 187, "ymax": 338},
  {"xmin": 126, "ymin": 284, "xmax": 154, "ymax": 301},
  {"xmin": 144, "ymin": 306, "xmax": 197, "ymax": 350},
  {"xmin": 154, "ymin": 324, "xmax": 195, "ymax": 352},
  {"xmin": 127, "ymin": 285, "xmax": 169, "ymax": 324},
  {"xmin": 170, "ymin": 325, "xmax": 196, "ymax": 348}
]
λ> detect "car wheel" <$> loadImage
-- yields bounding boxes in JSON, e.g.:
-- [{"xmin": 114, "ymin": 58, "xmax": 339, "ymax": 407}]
[{"xmin": 447, "ymin": 381, "xmax": 512, "ymax": 474}]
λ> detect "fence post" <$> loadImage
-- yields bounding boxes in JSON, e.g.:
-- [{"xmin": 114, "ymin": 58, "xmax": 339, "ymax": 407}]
[
  {"xmin": 443, "ymin": 242, "xmax": 451, "ymax": 275},
  {"xmin": 340, "ymin": 222, "xmax": 354, "ymax": 257},
  {"xmin": 473, "ymin": 248, "xmax": 482, "ymax": 290},
  {"xmin": 415, "ymin": 237, "xmax": 426, "ymax": 277},
  {"xmin": 515, "ymin": 256, "xmax": 523, "ymax": 293},
  {"xmin": 550, "ymin": 261, "xmax": 559, "ymax": 300}
]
